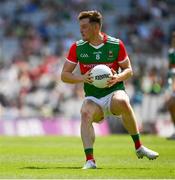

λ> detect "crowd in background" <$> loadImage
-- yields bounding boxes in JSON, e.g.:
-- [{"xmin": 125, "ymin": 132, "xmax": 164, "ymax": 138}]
[{"xmin": 0, "ymin": 0, "xmax": 175, "ymax": 121}]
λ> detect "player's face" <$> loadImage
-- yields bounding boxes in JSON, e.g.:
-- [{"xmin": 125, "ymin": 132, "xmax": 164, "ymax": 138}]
[{"xmin": 79, "ymin": 18, "xmax": 95, "ymax": 41}]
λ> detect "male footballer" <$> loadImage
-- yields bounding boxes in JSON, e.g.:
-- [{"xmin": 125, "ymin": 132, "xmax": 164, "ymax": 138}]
[
  {"xmin": 166, "ymin": 31, "xmax": 175, "ymax": 140},
  {"xmin": 61, "ymin": 10, "xmax": 159, "ymax": 169}
]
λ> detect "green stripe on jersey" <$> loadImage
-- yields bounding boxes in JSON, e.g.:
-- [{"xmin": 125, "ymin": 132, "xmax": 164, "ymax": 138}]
[
  {"xmin": 107, "ymin": 36, "xmax": 119, "ymax": 44},
  {"xmin": 76, "ymin": 40, "xmax": 87, "ymax": 46}
]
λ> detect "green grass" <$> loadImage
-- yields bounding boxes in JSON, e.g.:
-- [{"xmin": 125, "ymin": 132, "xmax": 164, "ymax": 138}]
[{"xmin": 0, "ymin": 135, "xmax": 175, "ymax": 179}]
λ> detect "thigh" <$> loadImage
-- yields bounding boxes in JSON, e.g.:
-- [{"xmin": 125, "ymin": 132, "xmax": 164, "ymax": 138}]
[
  {"xmin": 167, "ymin": 96, "xmax": 175, "ymax": 108},
  {"xmin": 81, "ymin": 99, "xmax": 104, "ymax": 123},
  {"xmin": 110, "ymin": 90, "xmax": 130, "ymax": 116}
]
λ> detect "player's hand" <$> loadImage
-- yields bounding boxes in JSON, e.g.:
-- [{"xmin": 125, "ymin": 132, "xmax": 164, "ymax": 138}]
[
  {"xmin": 107, "ymin": 69, "xmax": 119, "ymax": 88},
  {"xmin": 82, "ymin": 70, "xmax": 93, "ymax": 84}
]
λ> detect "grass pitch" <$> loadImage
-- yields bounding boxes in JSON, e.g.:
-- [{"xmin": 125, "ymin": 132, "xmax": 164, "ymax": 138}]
[{"xmin": 0, "ymin": 135, "xmax": 175, "ymax": 179}]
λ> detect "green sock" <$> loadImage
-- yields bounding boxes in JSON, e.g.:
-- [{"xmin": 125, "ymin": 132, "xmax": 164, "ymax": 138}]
[
  {"xmin": 84, "ymin": 148, "xmax": 94, "ymax": 161},
  {"xmin": 131, "ymin": 133, "xmax": 142, "ymax": 150}
]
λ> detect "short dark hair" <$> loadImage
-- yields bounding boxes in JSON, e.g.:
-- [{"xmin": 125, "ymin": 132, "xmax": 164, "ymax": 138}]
[{"xmin": 78, "ymin": 10, "xmax": 102, "ymax": 26}]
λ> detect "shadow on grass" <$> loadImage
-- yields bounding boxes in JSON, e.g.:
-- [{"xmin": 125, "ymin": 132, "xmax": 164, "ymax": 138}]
[
  {"xmin": 20, "ymin": 166, "xmax": 150, "ymax": 170},
  {"xmin": 20, "ymin": 166, "xmax": 82, "ymax": 170}
]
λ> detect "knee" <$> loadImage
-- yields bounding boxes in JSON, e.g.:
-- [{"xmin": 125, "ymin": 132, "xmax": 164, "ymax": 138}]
[
  {"xmin": 81, "ymin": 108, "xmax": 94, "ymax": 124},
  {"xmin": 115, "ymin": 97, "xmax": 130, "ymax": 112}
]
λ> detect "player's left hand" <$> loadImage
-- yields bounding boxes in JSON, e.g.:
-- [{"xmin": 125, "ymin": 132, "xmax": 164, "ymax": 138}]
[{"xmin": 107, "ymin": 69, "xmax": 119, "ymax": 88}]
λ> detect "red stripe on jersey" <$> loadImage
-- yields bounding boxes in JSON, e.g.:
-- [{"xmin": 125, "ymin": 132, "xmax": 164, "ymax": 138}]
[
  {"xmin": 79, "ymin": 61, "xmax": 118, "ymax": 74},
  {"xmin": 118, "ymin": 40, "xmax": 128, "ymax": 63},
  {"xmin": 66, "ymin": 43, "xmax": 77, "ymax": 64}
]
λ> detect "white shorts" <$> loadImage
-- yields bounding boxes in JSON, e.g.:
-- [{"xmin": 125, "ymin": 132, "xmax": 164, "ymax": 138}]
[{"xmin": 84, "ymin": 92, "xmax": 115, "ymax": 117}]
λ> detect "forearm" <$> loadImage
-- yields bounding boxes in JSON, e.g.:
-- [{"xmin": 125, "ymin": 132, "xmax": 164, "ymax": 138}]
[
  {"xmin": 61, "ymin": 72, "xmax": 83, "ymax": 84},
  {"xmin": 116, "ymin": 68, "xmax": 133, "ymax": 82}
]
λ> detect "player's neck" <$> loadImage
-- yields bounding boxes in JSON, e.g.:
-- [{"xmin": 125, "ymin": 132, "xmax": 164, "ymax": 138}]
[{"xmin": 89, "ymin": 32, "xmax": 103, "ymax": 46}]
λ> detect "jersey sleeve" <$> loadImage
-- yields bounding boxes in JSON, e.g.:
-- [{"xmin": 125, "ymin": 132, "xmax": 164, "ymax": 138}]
[
  {"xmin": 66, "ymin": 43, "xmax": 78, "ymax": 64},
  {"xmin": 117, "ymin": 40, "xmax": 128, "ymax": 63}
]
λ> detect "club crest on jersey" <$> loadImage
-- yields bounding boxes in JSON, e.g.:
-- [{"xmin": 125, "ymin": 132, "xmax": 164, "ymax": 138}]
[
  {"xmin": 108, "ymin": 50, "xmax": 113, "ymax": 58},
  {"xmin": 80, "ymin": 53, "xmax": 89, "ymax": 58}
]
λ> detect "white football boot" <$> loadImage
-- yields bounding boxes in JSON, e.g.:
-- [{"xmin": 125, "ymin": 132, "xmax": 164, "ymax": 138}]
[
  {"xmin": 82, "ymin": 160, "xmax": 97, "ymax": 169},
  {"xmin": 167, "ymin": 133, "xmax": 175, "ymax": 140},
  {"xmin": 136, "ymin": 145, "xmax": 159, "ymax": 160}
]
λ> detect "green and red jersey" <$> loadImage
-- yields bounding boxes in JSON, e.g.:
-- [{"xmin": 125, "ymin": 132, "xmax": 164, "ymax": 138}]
[
  {"xmin": 168, "ymin": 48, "xmax": 175, "ymax": 78},
  {"xmin": 66, "ymin": 33, "xmax": 128, "ymax": 98},
  {"xmin": 168, "ymin": 48, "xmax": 175, "ymax": 68}
]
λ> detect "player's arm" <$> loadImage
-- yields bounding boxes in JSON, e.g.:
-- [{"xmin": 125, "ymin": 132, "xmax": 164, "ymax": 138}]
[
  {"xmin": 107, "ymin": 40, "xmax": 133, "ymax": 87},
  {"xmin": 108, "ymin": 58, "xmax": 133, "ymax": 87},
  {"xmin": 61, "ymin": 61, "xmax": 92, "ymax": 84},
  {"xmin": 61, "ymin": 61, "xmax": 82, "ymax": 83},
  {"xmin": 61, "ymin": 43, "xmax": 92, "ymax": 84},
  {"xmin": 115, "ymin": 57, "xmax": 133, "ymax": 81}
]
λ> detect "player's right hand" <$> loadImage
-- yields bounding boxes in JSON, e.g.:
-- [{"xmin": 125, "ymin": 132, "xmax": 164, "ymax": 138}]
[{"xmin": 82, "ymin": 70, "xmax": 93, "ymax": 84}]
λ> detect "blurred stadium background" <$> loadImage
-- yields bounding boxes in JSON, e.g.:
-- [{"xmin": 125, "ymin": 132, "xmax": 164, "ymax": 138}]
[{"xmin": 0, "ymin": 0, "xmax": 175, "ymax": 137}]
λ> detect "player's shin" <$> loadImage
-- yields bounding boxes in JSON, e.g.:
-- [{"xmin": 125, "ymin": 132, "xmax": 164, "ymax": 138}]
[{"xmin": 81, "ymin": 119, "xmax": 95, "ymax": 161}]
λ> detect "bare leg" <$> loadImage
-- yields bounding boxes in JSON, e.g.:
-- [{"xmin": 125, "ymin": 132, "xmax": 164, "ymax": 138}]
[
  {"xmin": 110, "ymin": 90, "xmax": 139, "ymax": 135},
  {"xmin": 80, "ymin": 99, "xmax": 104, "ymax": 169},
  {"xmin": 110, "ymin": 90, "xmax": 159, "ymax": 160},
  {"xmin": 166, "ymin": 96, "xmax": 175, "ymax": 139},
  {"xmin": 81, "ymin": 112, "xmax": 95, "ymax": 149},
  {"xmin": 167, "ymin": 96, "xmax": 175, "ymax": 125},
  {"xmin": 80, "ymin": 99, "xmax": 104, "ymax": 149}
]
